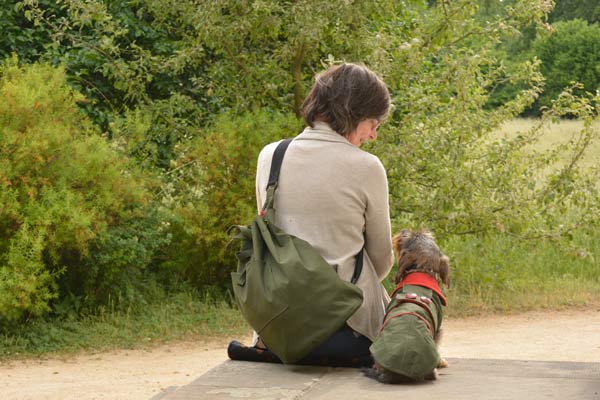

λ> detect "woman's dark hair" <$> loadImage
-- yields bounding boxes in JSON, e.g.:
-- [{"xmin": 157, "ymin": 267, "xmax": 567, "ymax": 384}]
[{"xmin": 302, "ymin": 63, "xmax": 390, "ymax": 136}]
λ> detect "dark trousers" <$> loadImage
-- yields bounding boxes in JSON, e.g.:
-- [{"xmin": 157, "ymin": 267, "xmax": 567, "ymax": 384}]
[{"xmin": 228, "ymin": 324, "xmax": 373, "ymax": 368}]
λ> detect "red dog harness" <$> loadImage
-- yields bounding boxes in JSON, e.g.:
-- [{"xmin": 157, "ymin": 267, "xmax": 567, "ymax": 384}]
[
  {"xmin": 391, "ymin": 272, "xmax": 447, "ymax": 306},
  {"xmin": 379, "ymin": 272, "xmax": 448, "ymax": 337}
]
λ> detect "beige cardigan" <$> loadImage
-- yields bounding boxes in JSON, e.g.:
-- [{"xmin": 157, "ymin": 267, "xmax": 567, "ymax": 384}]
[{"xmin": 255, "ymin": 121, "xmax": 394, "ymax": 341}]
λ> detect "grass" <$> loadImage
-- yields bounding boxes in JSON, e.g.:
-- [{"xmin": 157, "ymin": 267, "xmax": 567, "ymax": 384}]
[
  {"xmin": 0, "ymin": 289, "xmax": 249, "ymax": 360},
  {"xmin": 378, "ymin": 227, "xmax": 600, "ymax": 318},
  {"xmin": 443, "ymin": 229, "xmax": 600, "ymax": 317},
  {"xmin": 497, "ymin": 118, "xmax": 600, "ymax": 168}
]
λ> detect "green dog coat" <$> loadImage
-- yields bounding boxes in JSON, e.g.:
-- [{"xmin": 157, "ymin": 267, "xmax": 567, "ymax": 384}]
[{"xmin": 369, "ymin": 272, "xmax": 447, "ymax": 380}]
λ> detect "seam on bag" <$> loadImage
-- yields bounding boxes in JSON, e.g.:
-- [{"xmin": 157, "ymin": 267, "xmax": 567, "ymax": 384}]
[{"xmin": 256, "ymin": 305, "xmax": 290, "ymax": 334}]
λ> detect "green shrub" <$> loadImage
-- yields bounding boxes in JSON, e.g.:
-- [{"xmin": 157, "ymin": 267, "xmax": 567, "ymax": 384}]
[
  {"xmin": 110, "ymin": 93, "xmax": 206, "ymax": 172},
  {"xmin": 161, "ymin": 109, "xmax": 301, "ymax": 288},
  {"xmin": 61, "ymin": 207, "xmax": 172, "ymax": 312},
  {"xmin": 0, "ymin": 223, "xmax": 56, "ymax": 321},
  {"xmin": 0, "ymin": 59, "xmax": 162, "ymax": 322}
]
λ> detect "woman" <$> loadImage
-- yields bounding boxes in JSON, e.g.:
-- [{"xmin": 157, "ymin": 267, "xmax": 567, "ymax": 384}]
[{"xmin": 230, "ymin": 63, "xmax": 394, "ymax": 366}]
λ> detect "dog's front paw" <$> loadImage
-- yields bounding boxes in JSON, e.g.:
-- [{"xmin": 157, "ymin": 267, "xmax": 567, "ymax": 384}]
[{"xmin": 438, "ymin": 358, "xmax": 449, "ymax": 368}]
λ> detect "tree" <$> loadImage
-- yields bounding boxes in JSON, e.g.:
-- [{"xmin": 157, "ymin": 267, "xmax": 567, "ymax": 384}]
[
  {"xmin": 550, "ymin": 0, "xmax": 600, "ymax": 24},
  {"xmin": 532, "ymin": 19, "xmax": 600, "ymax": 113},
  {"xmin": 21, "ymin": 0, "xmax": 393, "ymax": 171},
  {"xmin": 369, "ymin": 0, "xmax": 600, "ymax": 240},
  {"xmin": 0, "ymin": 0, "xmax": 57, "ymax": 63}
]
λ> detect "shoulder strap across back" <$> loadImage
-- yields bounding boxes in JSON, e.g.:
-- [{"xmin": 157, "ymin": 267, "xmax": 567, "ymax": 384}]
[
  {"xmin": 267, "ymin": 139, "xmax": 293, "ymax": 190},
  {"xmin": 263, "ymin": 137, "xmax": 363, "ymax": 284}
]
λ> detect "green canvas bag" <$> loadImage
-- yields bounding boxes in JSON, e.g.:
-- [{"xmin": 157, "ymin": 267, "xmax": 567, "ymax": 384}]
[{"xmin": 228, "ymin": 139, "xmax": 364, "ymax": 364}]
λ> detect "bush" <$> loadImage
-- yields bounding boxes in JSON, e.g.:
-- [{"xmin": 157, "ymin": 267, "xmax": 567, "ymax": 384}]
[
  {"xmin": 0, "ymin": 59, "xmax": 163, "ymax": 322},
  {"xmin": 109, "ymin": 93, "xmax": 206, "ymax": 173},
  {"xmin": 161, "ymin": 109, "xmax": 301, "ymax": 288}
]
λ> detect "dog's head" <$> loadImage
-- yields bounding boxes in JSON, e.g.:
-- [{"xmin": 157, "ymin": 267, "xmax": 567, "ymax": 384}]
[{"xmin": 392, "ymin": 229, "xmax": 450, "ymax": 287}]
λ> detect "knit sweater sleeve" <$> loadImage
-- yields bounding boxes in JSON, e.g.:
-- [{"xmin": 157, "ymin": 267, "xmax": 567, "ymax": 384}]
[
  {"xmin": 255, "ymin": 141, "xmax": 279, "ymax": 212},
  {"xmin": 363, "ymin": 155, "xmax": 394, "ymax": 281}
]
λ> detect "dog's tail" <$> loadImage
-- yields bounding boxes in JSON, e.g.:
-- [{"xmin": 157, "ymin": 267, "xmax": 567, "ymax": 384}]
[
  {"xmin": 361, "ymin": 367, "xmax": 415, "ymax": 384},
  {"xmin": 361, "ymin": 367, "xmax": 380, "ymax": 381},
  {"xmin": 360, "ymin": 367, "xmax": 385, "ymax": 382},
  {"xmin": 361, "ymin": 367, "xmax": 437, "ymax": 384}
]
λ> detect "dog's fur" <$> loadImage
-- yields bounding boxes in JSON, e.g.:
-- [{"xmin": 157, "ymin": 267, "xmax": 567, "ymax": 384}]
[{"xmin": 364, "ymin": 229, "xmax": 450, "ymax": 384}]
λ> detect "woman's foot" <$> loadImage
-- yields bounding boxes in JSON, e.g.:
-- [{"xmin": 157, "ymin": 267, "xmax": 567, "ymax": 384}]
[{"xmin": 227, "ymin": 340, "xmax": 282, "ymax": 364}]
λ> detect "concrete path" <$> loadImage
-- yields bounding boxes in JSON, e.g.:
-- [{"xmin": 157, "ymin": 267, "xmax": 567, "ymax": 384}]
[{"xmin": 154, "ymin": 358, "xmax": 600, "ymax": 400}]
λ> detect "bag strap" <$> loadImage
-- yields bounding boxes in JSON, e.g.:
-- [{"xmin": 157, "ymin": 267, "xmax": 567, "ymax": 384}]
[
  {"xmin": 351, "ymin": 246, "xmax": 364, "ymax": 284},
  {"xmin": 264, "ymin": 138, "xmax": 364, "ymax": 284},
  {"xmin": 260, "ymin": 139, "xmax": 292, "ymax": 216},
  {"xmin": 267, "ymin": 139, "xmax": 293, "ymax": 190}
]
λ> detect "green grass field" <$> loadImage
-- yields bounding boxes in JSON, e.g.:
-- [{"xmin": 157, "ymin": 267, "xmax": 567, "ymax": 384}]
[
  {"xmin": 498, "ymin": 118, "xmax": 600, "ymax": 167},
  {"xmin": 443, "ymin": 118, "xmax": 600, "ymax": 315},
  {"xmin": 1, "ymin": 118, "xmax": 598, "ymax": 359},
  {"xmin": 444, "ymin": 229, "xmax": 600, "ymax": 316}
]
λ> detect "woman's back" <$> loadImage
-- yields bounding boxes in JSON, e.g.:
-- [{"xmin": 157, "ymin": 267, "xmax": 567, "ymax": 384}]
[{"xmin": 256, "ymin": 121, "xmax": 393, "ymax": 341}]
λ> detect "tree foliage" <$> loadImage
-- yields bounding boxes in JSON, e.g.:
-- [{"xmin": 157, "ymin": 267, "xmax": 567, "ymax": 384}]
[
  {"xmin": 0, "ymin": 0, "xmax": 55, "ymax": 63},
  {"xmin": 532, "ymin": 19, "xmax": 600, "ymax": 112},
  {"xmin": 368, "ymin": 0, "xmax": 600, "ymax": 239},
  {"xmin": 549, "ymin": 0, "xmax": 600, "ymax": 24},
  {"xmin": 478, "ymin": 0, "xmax": 600, "ymax": 115},
  {"xmin": 18, "ymin": 0, "xmax": 391, "ymax": 172}
]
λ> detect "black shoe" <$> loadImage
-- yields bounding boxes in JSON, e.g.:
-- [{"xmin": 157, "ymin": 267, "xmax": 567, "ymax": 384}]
[{"xmin": 227, "ymin": 340, "xmax": 282, "ymax": 364}]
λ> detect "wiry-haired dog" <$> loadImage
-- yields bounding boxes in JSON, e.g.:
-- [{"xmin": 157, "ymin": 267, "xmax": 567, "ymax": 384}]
[{"xmin": 363, "ymin": 229, "xmax": 450, "ymax": 383}]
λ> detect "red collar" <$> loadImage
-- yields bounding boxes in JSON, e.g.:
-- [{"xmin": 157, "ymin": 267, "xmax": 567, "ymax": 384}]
[{"xmin": 392, "ymin": 272, "xmax": 447, "ymax": 306}]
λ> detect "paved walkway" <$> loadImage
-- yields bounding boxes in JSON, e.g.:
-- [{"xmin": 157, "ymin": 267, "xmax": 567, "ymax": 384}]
[{"xmin": 154, "ymin": 358, "xmax": 600, "ymax": 400}]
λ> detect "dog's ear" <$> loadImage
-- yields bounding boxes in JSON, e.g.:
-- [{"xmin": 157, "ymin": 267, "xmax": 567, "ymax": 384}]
[
  {"xmin": 392, "ymin": 233, "xmax": 401, "ymax": 259},
  {"xmin": 392, "ymin": 230, "xmax": 415, "ymax": 284},
  {"xmin": 392, "ymin": 229, "xmax": 412, "ymax": 259},
  {"xmin": 437, "ymin": 255, "xmax": 450, "ymax": 288}
]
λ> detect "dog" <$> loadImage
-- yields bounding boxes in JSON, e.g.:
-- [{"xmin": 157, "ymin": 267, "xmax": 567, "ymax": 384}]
[{"xmin": 363, "ymin": 229, "xmax": 450, "ymax": 383}]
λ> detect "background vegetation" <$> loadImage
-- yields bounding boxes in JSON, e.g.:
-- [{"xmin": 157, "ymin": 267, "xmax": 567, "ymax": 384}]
[{"xmin": 0, "ymin": 0, "xmax": 599, "ymax": 356}]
